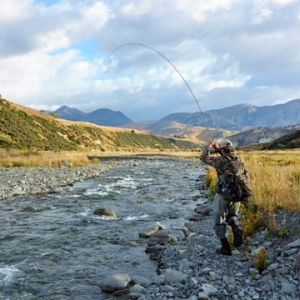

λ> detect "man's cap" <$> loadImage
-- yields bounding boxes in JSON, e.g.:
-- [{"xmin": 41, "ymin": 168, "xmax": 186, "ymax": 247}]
[{"xmin": 219, "ymin": 139, "xmax": 234, "ymax": 151}]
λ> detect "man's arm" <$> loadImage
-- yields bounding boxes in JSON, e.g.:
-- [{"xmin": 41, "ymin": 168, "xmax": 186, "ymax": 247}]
[{"xmin": 200, "ymin": 146, "xmax": 218, "ymax": 167}]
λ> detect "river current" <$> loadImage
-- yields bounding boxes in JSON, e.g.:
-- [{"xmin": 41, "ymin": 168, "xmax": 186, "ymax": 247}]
[{"xmin": 0, "ymin": 157, "xmax": 204, "ymax": 299}]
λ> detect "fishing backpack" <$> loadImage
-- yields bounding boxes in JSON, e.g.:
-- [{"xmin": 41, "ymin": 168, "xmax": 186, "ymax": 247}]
[{"xmin": 219, "ymin": 155, "xmax": 252, "ymax": 202}]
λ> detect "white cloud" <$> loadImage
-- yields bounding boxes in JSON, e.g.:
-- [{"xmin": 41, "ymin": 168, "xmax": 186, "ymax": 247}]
[
  {"xmin": 173, "ymin": 0, "xmax": 234, "ymax": 22},
  {"xmin": 0, "ymin": 0, "xmax": 32, "ymax": 24},
  {"xmin": 272, "ymin": 0, "xmax": 296, "ymax": 6},
  {"xmin": 1, "ymin": 0, "xmax": 300, "ymax": 120}
]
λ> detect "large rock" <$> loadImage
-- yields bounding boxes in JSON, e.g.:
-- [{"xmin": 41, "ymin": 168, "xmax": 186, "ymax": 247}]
[
  {"xmin": 101, "ymin": 274, "xmax": 132, "ymax": 292},
  {"xmin": 93, "ymin": 208, "xmax": 118, "ymax": 219}
]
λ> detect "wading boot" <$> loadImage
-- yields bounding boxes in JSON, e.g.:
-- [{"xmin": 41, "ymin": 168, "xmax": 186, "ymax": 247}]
[
  {"xmin": 232, "ymin": 227, "xmax": 243, "ymax": 247},
  {"xmin": 228, "ymin": 219, "xmax": 244, "ymax": 248},
  {"xmin": 216, "ymin": 238, "xmax": 232, "ymax": 256}
]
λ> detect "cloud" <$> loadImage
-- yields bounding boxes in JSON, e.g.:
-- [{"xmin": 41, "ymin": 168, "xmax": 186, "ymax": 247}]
[{"xmin": 1, "ymin": 0, "xmax": 300, "ymax": 121}]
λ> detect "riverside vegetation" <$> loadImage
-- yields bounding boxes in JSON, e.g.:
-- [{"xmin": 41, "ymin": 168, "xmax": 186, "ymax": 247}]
[{"xmin": 206, "ymin": 149, "xmax": 300, "ymax": 237}]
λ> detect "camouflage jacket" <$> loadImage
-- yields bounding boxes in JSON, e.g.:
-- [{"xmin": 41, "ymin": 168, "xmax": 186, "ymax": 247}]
[{"xmin": 200, "ymin": 147, "xmax": 248, "ymax": 186}]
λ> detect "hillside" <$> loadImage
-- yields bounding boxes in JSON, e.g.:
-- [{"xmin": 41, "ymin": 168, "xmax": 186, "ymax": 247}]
[
  {"xmin": 229, "ymin": 126, "xmax": 299, "ymax": 147},
  {"xmin": 265, "ymin": 129, "xmax": 300, "ymax": 149},
  {"xmin": 0, "ymin": 98, "xmax": 197, "ymax": 152},
  {"xmin": 152, "ymin": 99, "xmax": 300, "ymax": 131},
  {"xmin": 55, "ymin": 105, "xmax": 133, "ymax": 127},
  {"xmin": 141, "ymin": 121, "xmax": 232, "ymax": 145}
]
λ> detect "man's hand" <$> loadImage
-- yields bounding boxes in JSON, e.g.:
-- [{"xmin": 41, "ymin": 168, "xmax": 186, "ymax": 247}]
[{"xmin": 209, "ymin": 140, "xmax": 219, "ymax": 149}]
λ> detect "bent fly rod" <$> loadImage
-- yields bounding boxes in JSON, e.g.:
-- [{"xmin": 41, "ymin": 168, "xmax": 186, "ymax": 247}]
[{"xmin": 109, "ymin": 42, "xmax": 213, "ymax": 142}]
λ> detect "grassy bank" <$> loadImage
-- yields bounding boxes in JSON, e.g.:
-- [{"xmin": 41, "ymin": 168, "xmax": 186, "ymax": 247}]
[
  {"xmin": 205, "ymin": 149, "xmax": 300, "ymax": 236},
  {"xmin": 0, "ymin": 149, "xmax": 200, "ymax": 168}
]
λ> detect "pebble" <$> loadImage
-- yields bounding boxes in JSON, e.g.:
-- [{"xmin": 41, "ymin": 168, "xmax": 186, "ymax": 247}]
[{"xmin": 164, "ymin": 269, "xmax": 187, "ymax": 286}]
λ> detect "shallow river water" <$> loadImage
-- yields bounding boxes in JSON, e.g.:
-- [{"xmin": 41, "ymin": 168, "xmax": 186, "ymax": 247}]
[{"xmin": 0, "ymin": 157, "xmax": 204, "ymax": 299}]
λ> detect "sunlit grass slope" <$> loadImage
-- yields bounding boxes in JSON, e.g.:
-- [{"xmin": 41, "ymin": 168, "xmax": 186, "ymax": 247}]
[{"xmin": 0, "ymin": 98, "xmax": 197, "ymax": 153}]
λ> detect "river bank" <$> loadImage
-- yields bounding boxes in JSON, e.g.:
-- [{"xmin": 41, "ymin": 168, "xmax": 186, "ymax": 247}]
[{"xmin": 0, "ymin": 162, "xmax": 116, "ymax": 200}]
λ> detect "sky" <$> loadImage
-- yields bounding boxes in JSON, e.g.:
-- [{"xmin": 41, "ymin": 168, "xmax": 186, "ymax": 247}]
[{"xmin": 1, "ymin": 0, "xmax": 300, "ymax": 121}]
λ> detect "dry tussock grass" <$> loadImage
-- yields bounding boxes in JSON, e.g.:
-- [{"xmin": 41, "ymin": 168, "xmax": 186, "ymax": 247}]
[
  {"xmin": 204, "ymin": 149, "xmax": 300, "ymax": 236},
  {"xmin": 240, "ymin": 150, "xmax": 300, "ymax": 211},
  {"xmin": 0, "ymin": 149, "xmax": 200, "ymax": 168},
  {"xmin": 0, "ymin": 149, "xmax": 93, "ymax": 168}
]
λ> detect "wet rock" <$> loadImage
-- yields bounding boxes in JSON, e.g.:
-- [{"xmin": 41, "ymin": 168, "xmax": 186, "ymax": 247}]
[
  {"xmin": 139, "ymin": 223, "xmax": 166, "ymax": 238},
  {"xmin": 93, "ymin": 208, "xmax": 117, "ymax": 218},
  {"xmin": 100, "ymin": 274, "xmax": 132, "ymax": 292}
]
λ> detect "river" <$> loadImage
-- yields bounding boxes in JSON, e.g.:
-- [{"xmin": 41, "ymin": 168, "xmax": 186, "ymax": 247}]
[{"xmin": 0, "ymin": 157, "xmax": 204, "ymax": 299}]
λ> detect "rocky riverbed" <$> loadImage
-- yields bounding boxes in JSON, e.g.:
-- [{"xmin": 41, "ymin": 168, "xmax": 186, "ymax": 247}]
[
  {"xmin": 0, "ymin": 161, "xmax": 116, "ymax": 200},
  {"xmin": 138, "ymin": 195, "xmax": 300, "ymax": 300},
  {"xmin": 0, "ymin": 157, "xmax": 299, "ymax": 299}
]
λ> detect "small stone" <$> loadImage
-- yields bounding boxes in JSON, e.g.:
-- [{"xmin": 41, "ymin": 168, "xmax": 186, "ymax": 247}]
[
  {"xmin": 285, "ymin": 248, "xmax": 298, "ymax": 256},
  {"xmin": 280, "ymin": 277, "xmax": 297, "ymax": 294},
  {"xmin": 223, "ymin": 275, "xmax": 235, "ymax": 285},
  {"xmin": 93, "ymin": 208, "xmax": 117, "ymax": 218},
  {"xmin": 164, "ymin": 269, "xmax": 187, "ymax": 286},
  {"xmin": 130, "ymin": 284, "xmax": 146, "ymax": 296},
  {"xmin": 101, "ymin": 274, "xmax": 131, "ymax": 292},
  {"xmin": 296, "ymin": 250, "xmax": 300, "ymax": 272},
  {"xmin": 287, "ymin": 239, "xmax": 300, "ymax": 249},
  {"xmin": 250, "ymin": 268, "xmax": 259, "ymax": 275},
  {"xmin": 267, "ymin": 263, "xmax": 279, "ymax": 271},
  {"xmin": 198, "ymin": 292, "xmax": 208, "ymax": 299},
  {"xmin": 199, "ymin": 283, "xmax": 218, "ymax": 298},
  {"xmin": 209, "ymin": 271, "xmax": 217, "ymax": 280},
  {"xmin": 201, "ymin": 267, "xmax": 211, "ymax": 275}
]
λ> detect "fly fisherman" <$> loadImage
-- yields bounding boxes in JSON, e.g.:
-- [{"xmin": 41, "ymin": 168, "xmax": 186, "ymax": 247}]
[{"xmin": 200, "ymin": 140, "xmax": 251, "ymax": 256}]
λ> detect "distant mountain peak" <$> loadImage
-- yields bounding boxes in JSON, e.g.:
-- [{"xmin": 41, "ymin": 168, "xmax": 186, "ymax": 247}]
[{"xmin": 54, "ymin": 106, "xmax": 133, "ymax": 127}]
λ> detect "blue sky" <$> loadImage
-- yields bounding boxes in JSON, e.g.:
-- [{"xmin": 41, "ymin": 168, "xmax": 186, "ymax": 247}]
[{"xmin": 1, "ymin": 0, "xmax": 300, "ymax": 121}]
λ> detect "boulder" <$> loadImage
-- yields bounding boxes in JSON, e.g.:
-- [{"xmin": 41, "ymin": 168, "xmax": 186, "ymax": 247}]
[
  {"xmin": 139, "ymin": 222, "xmax": 165, "ymax": 238},
  {"xmin": 101, "ymin": 274, "xmax": 132, "ymax": 292},
  {"xmin": 93, "ymin": 208, "xmax": 117, "ymax": 218}
]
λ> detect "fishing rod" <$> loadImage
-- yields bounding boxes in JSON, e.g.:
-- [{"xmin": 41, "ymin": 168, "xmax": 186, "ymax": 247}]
[{"xmin": 109, "ymin": 42, "xmax": 213, "ymax": 142}]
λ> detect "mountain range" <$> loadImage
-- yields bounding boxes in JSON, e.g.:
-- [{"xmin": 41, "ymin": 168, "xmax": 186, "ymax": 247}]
[
  {"xmin": 54, "ymin": 106, "xmax": 133, "ymax": 127},
  {"xmin": 54, "ymin": 99, "xmax": 300, "ymax": 131},
  {"xmin": 52, "ymin": 99, "xmax": 300, "ymax": 145},
  {"xmin": 146, "ymin": 99, "xmax": 300, "ymax": 131}
]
